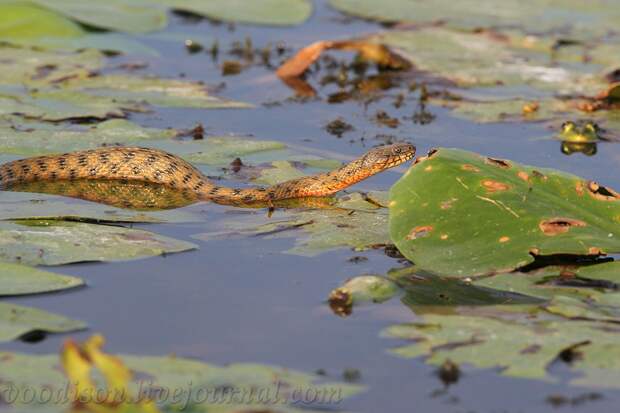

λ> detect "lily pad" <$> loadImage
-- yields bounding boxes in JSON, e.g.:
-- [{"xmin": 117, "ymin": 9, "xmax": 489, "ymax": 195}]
[
  {"xmin": 389, "ymin": 148, "xmax": 620, "ymax": 276},
  {"xmin": 155, "ymin": 0, "xmax": 312, "ymax": 26},
  {"xmin": 0, "ymin": 47, "xmax": 102, "ymax": 86},
  {"xmin": 0, "ymin": 86, "xmax": 142, "ymax": 121},
  {"xmin": 0, "ymin": 2, "xmax": 84, "ymax": 39},
  {"xmin": 382, "ymin": 306, "xmax": 620, "ymax": 388},
  {"xmin": 0, "ymin": 261, "xmax": 83, "ymax": 296},
  {"xmin": 32, "ymin": 0, "xmax": 168, "ymax": 33},
  {"xmin": 0, "ymin": 118, "xmax": 176, "ymax": 156},
  {"xmin": 330, "ymin": 0, "xmax": 620, "ymax": 39},
  {"xmin": 0, "ymin": 220, "xmax": 197, "ymax": 266},
  {"xmin": 0, "ymin": 301, "xmax": 85, "ymax": 342},
  {"xmin": 62, "ymin": 74, "xmax": 252, "ymax": 109},
  {"xmin": 372, "ymin": 28, "xmax": 605, "ymax": 95},
  {"xmin": 196, "ymin": 192, "xmax": 390, "ymax": 256}
]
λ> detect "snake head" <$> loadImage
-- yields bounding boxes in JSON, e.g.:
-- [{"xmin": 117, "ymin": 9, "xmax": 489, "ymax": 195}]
[{"xmin": 363, "ymin": 143, "xmax": 416, "ymax": 172}]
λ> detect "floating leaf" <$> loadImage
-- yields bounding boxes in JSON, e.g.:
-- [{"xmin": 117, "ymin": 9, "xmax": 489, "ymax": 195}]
[
  {"xmin": 372, "ymin": 28, "xmax": 605, "ymax": 94},
  {"xmin": 62, "ymin": 74, "xmax": 252, "ymax": 109},
  {"xmin": 0, "ymin": 118, "xmax": 176, "ymax": 156},
  {"xmin": 0, "ymin": 220, "xmax": 197, "ymax": 266},
  {"xmin": 0, "ymin": 301, "xmax": 85, "ymax": 342},
  {"xmin": 196, "ymin": 192, "xmax": 390, "ymax": 256},
  {"xmin": 0, "ymin": 86, "xmax": 142, "ymax": 121},
  {"xmin": 0, "ymin": 47, "xmax": 102, "ymax": 86},
  {"xmin": 0, "ymin": 261, "xmax": 83, "ymax": 296},
  {"xmin": 32, "ymin": 0, "xmax": 168, "ymax": 33},
  {"xmin": 389, "ymin": 148, "xmax": 620, "ymax": 276},
  {"xmin": 0, "ymin": 2, "xmax": 84, "ymax": 39},
  {"xmin": 329, "ymin": 0, "xmax": 620, "ymax": 40},
  {"xmin": 155, "ymin": 0, "xmax": 312, "ymax": 26}
]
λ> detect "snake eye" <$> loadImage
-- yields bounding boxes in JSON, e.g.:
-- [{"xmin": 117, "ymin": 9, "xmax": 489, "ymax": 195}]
[{"xmin": 394, "ymin": 148, "xmax": 401, "ymax": 154}]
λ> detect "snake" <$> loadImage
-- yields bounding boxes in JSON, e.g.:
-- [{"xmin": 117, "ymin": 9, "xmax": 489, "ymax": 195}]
[{"xmin": 0, "ymin": 143, "xmax": 415, "ymax": 207}]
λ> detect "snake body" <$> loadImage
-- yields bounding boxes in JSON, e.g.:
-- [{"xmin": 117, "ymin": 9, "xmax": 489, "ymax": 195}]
[{"xmin": 0, "ymin": 143, "xmax": 415, "ymax": 206}]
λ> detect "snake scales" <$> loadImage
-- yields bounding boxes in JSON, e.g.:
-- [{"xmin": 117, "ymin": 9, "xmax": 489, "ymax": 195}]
[{"xmin": 0, "ymin": 143, "xmax": 415, "ymax": 208}]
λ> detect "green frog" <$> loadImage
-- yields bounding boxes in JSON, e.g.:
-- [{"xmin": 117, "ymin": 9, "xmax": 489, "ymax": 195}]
[
  {"xmin": 559, "ymin": 120, "xmax": 602, "ymax": 143},
  {"xmin": 558, "ymin": 120, "xmax": 605, "ymax": 156}
]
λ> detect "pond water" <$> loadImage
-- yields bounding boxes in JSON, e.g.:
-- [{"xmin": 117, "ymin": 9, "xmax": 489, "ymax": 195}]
[{"xmin": 2, "ymin": 1, "xmax": 620, "ymax": 412}]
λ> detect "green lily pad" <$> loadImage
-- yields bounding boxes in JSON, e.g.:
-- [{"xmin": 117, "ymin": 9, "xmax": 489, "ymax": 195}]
[
  {"xmin": 0, "ymin": 301, "xmax": 85, "ymax": 342},
  {"xmin": 0, "ymin": 220, "xmax": 197, "ymax": 266},
  {"xmin": 31, "ymin": 0, "xmax": 168, "ymax": 33},
  {"xmin": 389, "ymin": 148, "xmax": 620, "ymax": 277},
  {"xmin": 155, "ymin": 0, "xmax": 312, "ymax": 26},
  {"xmin": 0, "ymin": 118, "xmax": 176, "ymax": 156},
  {"xmin": 0, "ymin": 261, "xmax": 83, "ymax": 296},
  {"xmin": 0, "ymin": 2, "xmax": 84, "ymax": 39},
  {"xmin": 196, "ymin": 192, "xmax": 390, "ymax": 256},
  {"xmin": 0, "ymin": 350, "xmax": 362, "ymax": 413},
  {"xmin": 330, "ymin": 0, "xmax": 620, "ymax": 39}
]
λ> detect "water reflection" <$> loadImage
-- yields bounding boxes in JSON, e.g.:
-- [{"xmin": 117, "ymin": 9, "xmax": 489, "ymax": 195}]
[
  {"xmin": 5, "ymin": 179, "xmax": 338, "ymax": 210},
  {"xmin": 561, "ymin": 141, "xmax": 598, "ymax": 156}
]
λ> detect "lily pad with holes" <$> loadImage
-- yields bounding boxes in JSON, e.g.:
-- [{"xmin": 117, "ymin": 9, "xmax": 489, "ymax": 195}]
[
  {"xmin": 0, "ymin": 261, "xmax": 83, "ymax": 296},
  {"xmin": 0, "ymin": 301, "xmax": 85, "ymax": 342},
  {"xmin": 389, "ymin": 148, "xmax": 620, "ymax": 277},
  {"xmin": 0, "ymin": 220, "xmax": 197, "ymax": 266}
]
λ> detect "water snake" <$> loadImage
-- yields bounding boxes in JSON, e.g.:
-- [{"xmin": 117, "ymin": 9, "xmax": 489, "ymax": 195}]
[{"xmin": 0, "ymin": 143, "xmax": 415, "ymax": 206}]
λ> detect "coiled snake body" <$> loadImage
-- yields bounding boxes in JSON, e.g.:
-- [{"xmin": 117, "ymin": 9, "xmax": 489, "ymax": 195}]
[{"xmin": 0, "ymin": 143, "xmax": 415, "ymax": 206}]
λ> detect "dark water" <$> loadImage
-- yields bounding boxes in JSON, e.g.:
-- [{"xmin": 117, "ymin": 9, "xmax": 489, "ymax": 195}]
[{"xmin": 4, "ymin": 1, "xmax": 620, "ymax": 412}]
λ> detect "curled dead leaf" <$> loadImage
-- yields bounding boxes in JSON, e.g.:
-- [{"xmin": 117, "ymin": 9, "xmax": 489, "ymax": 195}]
[
  {"xmin": 539, "ymin": 218, "xmax": 587, "ymax": 236},
  {"xmin": 276, "ymin": 38, "xmax": 410, "ymax": 81}
]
